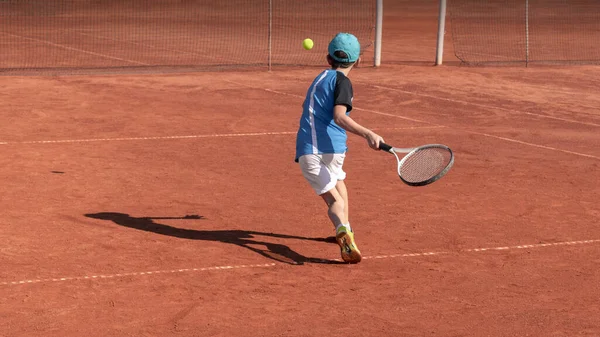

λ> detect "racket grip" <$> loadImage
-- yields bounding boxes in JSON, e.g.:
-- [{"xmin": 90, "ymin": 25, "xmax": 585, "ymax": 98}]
[{"xmin": 378, "ymin": 142, "xmax": 393, "ymax": 152}]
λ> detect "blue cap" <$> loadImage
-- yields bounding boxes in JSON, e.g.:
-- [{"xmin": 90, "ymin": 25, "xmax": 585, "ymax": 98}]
[{"xmin": 328, "ymin": 32, "xmax": 361, "ymax": 63}]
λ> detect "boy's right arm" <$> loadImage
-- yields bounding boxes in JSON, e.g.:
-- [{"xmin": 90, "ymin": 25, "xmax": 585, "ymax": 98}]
[{"xmin": 333, "ymin": 105, "xmax": 384, "ymax": 150}]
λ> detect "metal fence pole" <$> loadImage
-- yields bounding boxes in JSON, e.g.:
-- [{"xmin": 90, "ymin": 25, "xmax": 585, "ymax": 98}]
[
  {"xmin": 374, "ymin": 0, "xmax": 383, "ymax": 67},
  {"xmin": 435, "ymin": 0, "xmax": 447, "ymax": 66},
  {"xmin": 525, "ymin": 0, "xmax": 530, "ymax": 66},
  {"xmin": 268, "ymin": 0, "xmax": 273, "ymax": 71}
]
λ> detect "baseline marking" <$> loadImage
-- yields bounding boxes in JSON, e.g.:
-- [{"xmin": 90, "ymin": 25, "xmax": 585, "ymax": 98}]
[
  {"xmin": 0, "ymin": 126, "xmax": 443, "ymax": 146},
  {"xmin": 0, "ymin": 263, "xmax": 276, "ymax": 286},
  {"xmin": 2, "ymin": 239, "xmax": 599, "ymax": 287},
  {"xmin": 363, "ymin": 239, "xmax": 600, "ymax": 260},
  {"xmin": 3, "ymin": 132, "xmax": 295, "ymax": 145}
]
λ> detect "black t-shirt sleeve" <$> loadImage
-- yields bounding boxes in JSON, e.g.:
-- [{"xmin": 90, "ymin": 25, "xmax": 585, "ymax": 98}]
[{"xmin": 333, "ymin": 72, "xmax": 353, "ymax": 112}]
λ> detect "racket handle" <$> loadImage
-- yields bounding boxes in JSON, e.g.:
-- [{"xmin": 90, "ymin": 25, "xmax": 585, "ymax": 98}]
[{"xmin": 378, "ymin": 142, "xmax": 393, "ymax": 152}]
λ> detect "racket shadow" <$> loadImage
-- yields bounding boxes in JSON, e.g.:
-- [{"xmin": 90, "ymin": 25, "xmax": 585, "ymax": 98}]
[{"xmin": 84, "ymin": 212, "xmax": 342, "ymax": 265}]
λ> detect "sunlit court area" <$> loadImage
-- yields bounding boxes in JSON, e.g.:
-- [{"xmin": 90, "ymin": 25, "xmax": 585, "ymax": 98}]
[{"xmin": 1, "ymin": 0, "xmax": 599, "ymax": 336}]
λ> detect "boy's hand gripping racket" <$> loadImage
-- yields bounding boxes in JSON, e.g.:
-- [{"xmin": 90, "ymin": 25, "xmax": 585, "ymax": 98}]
[{"xmin": 379, "ymin": 142, "xmax": 454, "ymax": 186}]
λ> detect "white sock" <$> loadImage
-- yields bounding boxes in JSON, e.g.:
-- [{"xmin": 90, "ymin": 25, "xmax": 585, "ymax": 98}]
[{"xmin": 336, "ymin": 223, "xmax": 352, "ymax": 233}]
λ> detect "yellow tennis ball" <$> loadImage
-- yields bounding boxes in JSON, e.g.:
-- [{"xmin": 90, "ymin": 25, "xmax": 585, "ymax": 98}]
[{"xmin": 302, "ymin": 38, "xmax": 314, "ymax": 50}]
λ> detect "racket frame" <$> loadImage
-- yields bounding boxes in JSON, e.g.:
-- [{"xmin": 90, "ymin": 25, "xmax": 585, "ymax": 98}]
[{"xmin": 381, "ymin": 143, "xmax": 454, "ymax": 186}]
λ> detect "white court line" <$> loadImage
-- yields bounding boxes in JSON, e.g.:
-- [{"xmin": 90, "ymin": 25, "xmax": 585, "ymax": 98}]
[
  {"xmin": 0, "ymin": 132, "xmax": 295, "ymax": 145},
  {"xmin": 465, "ymin": 131, "xmax": 600, "ymax": 160},
  {"xmin": 0, "ymin": 127, "xmax": 442, "ymax": 146},
  {"xmin": 363, "ymin": 239, "xmax": 600, "ymax": 260},
  {"xmin": 0, "ymin": 31, "xmax": 148, "ymax": 66},
  {"xmin": 1, "ymin": 239, "xmax": 599, "ymax": 287},
  {"xmin": 370, "ymin": 84, "xmax": 600, "ymax": 128},
  {"xmin": 226, "ymin": 81, "xmax": 600, "ymax": 160},
  {"xmin": 0, "ymin": 263, "xmax": 277, "ymax": 286},
  {"xmin": 354, "ymin": 106, "xmax": 434, "ymax": 124},
  {"xmin": 229, "ymin": 81, "xmax": 435, "ymax": 125}
]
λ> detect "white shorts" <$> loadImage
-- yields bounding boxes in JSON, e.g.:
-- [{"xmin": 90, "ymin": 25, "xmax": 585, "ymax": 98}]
[{"xmin": 298, "ymin": 153, "xmax": 346, "ymax": 195}]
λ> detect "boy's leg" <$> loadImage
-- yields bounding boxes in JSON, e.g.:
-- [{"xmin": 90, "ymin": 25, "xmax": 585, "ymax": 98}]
[
  {"xmin": 334, "ymin": 180, "xmax": 349, "ymax": 226},
  {"xmin": 320, "ymin": 187, "xmax": 361, "ymax": 264},
  {"xmin": 319, "ymin": 187, "xmax": 347, "ymax": 229},
  {"xmin": 299, "ymin": 153, "xmax": 361, "ymax": 263}
]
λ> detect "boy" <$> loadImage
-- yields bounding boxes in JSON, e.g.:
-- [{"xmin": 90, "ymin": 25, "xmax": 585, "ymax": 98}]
[{"xmin": 295, "ymin": 32, "xmax": 384, "ymax": 264}]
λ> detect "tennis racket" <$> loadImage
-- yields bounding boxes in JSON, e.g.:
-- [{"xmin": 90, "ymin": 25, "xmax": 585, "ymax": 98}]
[{"xmin": 379, "ymin": 142, "xmax": 454, "ymax": 186}]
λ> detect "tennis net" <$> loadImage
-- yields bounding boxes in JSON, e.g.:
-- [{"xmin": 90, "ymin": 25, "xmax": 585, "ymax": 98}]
[{"xmin": 0, "ymin": 0, "xmax": 376, "ymax": 74}]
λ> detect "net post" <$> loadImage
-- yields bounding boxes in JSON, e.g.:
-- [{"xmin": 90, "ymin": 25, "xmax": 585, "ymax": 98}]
[
  {"xmin": 374, "ymin": 0, "xmax": 383, "ymax": 67},
  {"xmin": 268, "ymin": 0, "xmax": 273, "ymax": 71},
  {"xmin": 525, "ymin": 0, "xmax": 529, "ymax": 67},
  {"xmin": 435, "ymin": 0, "xmax": 447, "ymax": 66}
]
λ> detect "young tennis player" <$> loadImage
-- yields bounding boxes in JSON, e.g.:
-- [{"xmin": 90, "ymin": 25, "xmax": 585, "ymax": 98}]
[{"xmin": 295, "ymin": 32, "xmax": 384, "ymax": 264}]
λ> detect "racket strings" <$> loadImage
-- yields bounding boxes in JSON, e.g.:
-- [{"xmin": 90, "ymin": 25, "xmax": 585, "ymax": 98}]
[{"xmin": 398, "ymin": 147, "xmax": 452, "ymax": 184}]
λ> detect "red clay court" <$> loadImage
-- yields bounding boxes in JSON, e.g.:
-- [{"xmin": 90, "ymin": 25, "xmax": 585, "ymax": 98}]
[{"xmin": 1, "ymin": 1, "xmax": 600, "ymax": 336}]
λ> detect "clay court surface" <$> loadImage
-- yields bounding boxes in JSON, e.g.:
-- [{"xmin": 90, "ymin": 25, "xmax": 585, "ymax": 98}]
[{"xmin": 1, "ymin": 2, "xmax": 600, "ymax": 337}]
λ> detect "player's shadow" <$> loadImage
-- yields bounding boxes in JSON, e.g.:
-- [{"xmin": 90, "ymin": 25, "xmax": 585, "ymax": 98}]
[{"xmin": 84, "ymin": 212, "xmax": 340, "ymax": 265}]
